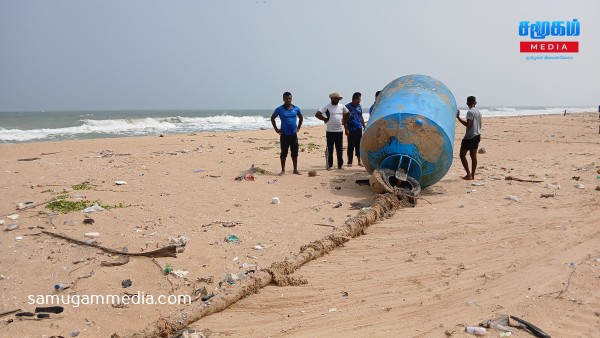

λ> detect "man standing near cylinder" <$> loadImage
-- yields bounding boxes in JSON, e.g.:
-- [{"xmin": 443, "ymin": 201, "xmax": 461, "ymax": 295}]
[
  {"xmin": 271, "ymin": 91, "xmax": 303, "ymax": 175},
  {"xmin": 456, "ymin": 96, "xmax": 482, "ymax": 180},
  {"xmin": 315, "ymin": 92, "xmax": 349, "ymax": 170},
  {"xmin": 344, "ymin": 92, "xmax": 366, "ymax": 167}
]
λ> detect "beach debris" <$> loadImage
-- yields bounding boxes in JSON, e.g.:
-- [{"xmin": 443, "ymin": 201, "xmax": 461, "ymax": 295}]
[
  {"xmin": 170, "ymin": 270, "xmax": 189, "ymax": 278},
  {"xmin": 6, "ymin": 214, "xmax": 19, "ymax": 220},
  {"xmin": 82, "ymin": 204, "xmax": 104, "ymax": 213},
  {"xmin": 101, "ymin": 255, "xmax": 130, "ymax": 267},
  {"xmin": 71, "ymin": 329, "xmax": 80, "ymax": 337},
  {"xmin": 84, "ymin": 232, "xmax": 100, "ymax": 238},
  {"xmin": 98, "ymin": 149, "xmax": 131, "ymax": 157},
  {"xmin": 271, "ymin": 197, "xmax": 280, "ymax": 204},
  {"xmin": 54, "ymin": 283, "xmax": 71, "ymax": 291},
  {"xmin": 83, "ymin": 218, "xmax": 95, "ymax": 224},
  {"xmin": 505, "ymin": 195, "xmax": 520, "ymax": 202},
  {"xmin": 574, "ymin": 183, "xmax": 585, "ymax": 189},
  {"xmin": 540, "ymin": 193, "xmax": 555, "ymax": 198},
  {"xmin": 509, "ymin": 315, "xmax": 551, "ymax": 338},
  {"xmin": 121, "ymin": 279, "xmax": 133, "ymax": 288},
  {"xmin": 225, "ymin": 234, "xmax": 240, "ymax": 244},
  {"xmin": 308, "ymin": 170, "xmax": 317, "ymax": 177},
  {"xmin": 465, "ymin": 326, "xmax": 486, "ymax": 335},
  {"xmin": 349, "ymin": 202, "xmax": 371, "ymax": 209},
  {"xmin": 0, "ymin": 308, "xmax": 21, "ymax": 318},
  {"xmin": 596, "ymin": 185, "xmax": 600, "ymax": 191},
  {"xmin": 571, "ymin": 176, "xmax": 580, "ymax": 181},
  {"xmin": 197, "ymin": 276, "xmax": 214, "ymax": 284},
  {"xmin": 4, "ymin": 221, "xmax": 20, "ymax": 231},
  {"xmin": 114, "ymin": 180, "xmax": 127, "ymax": 185},
  {"xmin": 17, "ymin": 157, "xmax": 41, "ymax": 161},
  {"xmin": 332, "ymin": 202, "xmax": 342, "ymax": 208},
  {"xmin": 477, "ymin": 147, "xmax": 486, "ymax": 154},
  {"xmin": 505, "ymin": 176, "xmax": 544, "ymax": 183},
  {"xmin": 16, "ymin": 201, "xmax": 34, "ymax": 210},
  {"xmin": 235, "ymin": 164, "xmax": 269, "ymax": 181},
  {"xmin": 471, "ymin": 182, "xmax": 485, "ymax": 186},
  {"xmin": 14, "ymin": 236, "xmax": 23, "ymax": 241},
  {"xmin": 267, "ymin": 179, "xmax": 277, "ymax": 184},
  {"xmin": 480, "ymin": 315, "xmax": 515, "ymax": 333},
  {"xmin": 223, "ymin": 272, "xmax": 239, "ymax": 284},
  {"xmin": 35, "ymin": 306, "xmax": 64, "ymax": 314},
  {"xmin": 42, "ymin": 230, "xmax": 178, "ymax": 258},
  {"xmin": 544, "ymin": 183, "xmax": 561, "ymax": 190},
  {"xmin": 0, "ymin": 220, "xmax": 4, "ymax": 225},
  {"xmin": 192, "ymin": 169, "xmax": 204, "ymax": 173},
  {"xmin": 169, "ymin": 235, "xmax": 189, "ymax": 253},
  {"xmin": 163, "ymin": 264, "xmax": 173, "ymax": 275},
  {"xmin": 253, "ymin": 244, "xmax": 265, "ymax": 251}
]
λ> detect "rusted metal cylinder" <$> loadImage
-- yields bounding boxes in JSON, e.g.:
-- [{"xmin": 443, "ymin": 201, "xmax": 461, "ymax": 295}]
[{"xmin": 360, "ymin": 74, "xmax": 457, "ymax": 188}]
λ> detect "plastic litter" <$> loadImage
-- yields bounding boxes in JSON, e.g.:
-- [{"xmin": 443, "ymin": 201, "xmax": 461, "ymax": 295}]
[
  {"xmin": 465, "ymin": 326, "xmax": 487, "ymax": 335},
  {"xmin": 505, "ymin": 195, "xmax": 520, "ymax": 202},
  {"xmin": 226, "ymin": 234, "xmax": 240, "ymax": 244},
  {"xmin": 82, "ymin": 204, "xmax": 104, "ymax": 213},
  {"xmin": 272, "ymin": 197, "xmax": 280, "ymax": 204},
  {"xmin": 54, "ymin": 283, "xmax": 70, "ymax": 291},
  {"xmin": 84, "ymin": 232, "xmax": 100, "ymax": 238},
  {"xmin": 170, "ymin": 270, "xmax": 189, "ymax": 278}
]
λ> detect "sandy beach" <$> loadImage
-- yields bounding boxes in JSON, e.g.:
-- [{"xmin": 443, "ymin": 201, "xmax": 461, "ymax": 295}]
[{"xmin": 1, "ymin": 112, "xmax": 599, "ymax": 338}]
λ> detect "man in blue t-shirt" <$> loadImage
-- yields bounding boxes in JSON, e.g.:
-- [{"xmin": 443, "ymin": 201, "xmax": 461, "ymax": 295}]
[
  {"xmin": 271, "ymin": 91, "xmax": 303, "ymax": 175},
  {"xmin": 344, "ymin": 92, "xmax": 366, "ymax": 167}
]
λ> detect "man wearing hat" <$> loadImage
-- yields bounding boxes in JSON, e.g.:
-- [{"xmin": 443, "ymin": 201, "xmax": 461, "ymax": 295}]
[{"xmin": 315, "ymin": 92, "xmax": 350, "ymax": 170}]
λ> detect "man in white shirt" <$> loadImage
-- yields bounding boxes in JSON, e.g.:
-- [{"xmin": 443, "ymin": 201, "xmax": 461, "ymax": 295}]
[
  {"xmin": 315, "ymin": 92, "xmax": 350, "ymax": 170},
  {"xmin": 456, "ymin": 96, "xmax": 482, "ymax": 180}
]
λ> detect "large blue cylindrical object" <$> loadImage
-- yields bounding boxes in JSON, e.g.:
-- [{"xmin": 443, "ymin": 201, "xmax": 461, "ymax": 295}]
[{"xmin": 360, "ymin": 74, "xmax": 457, "ymax": 188}]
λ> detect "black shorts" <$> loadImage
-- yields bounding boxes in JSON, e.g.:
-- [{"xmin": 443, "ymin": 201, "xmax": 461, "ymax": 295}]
[
  {"xmin": 460, "ymin": 135, "xmax": 481, "ymax": 151},
  {"xmin": 280, "ymin": 134, "xmax": 299, "ymax": 158}
]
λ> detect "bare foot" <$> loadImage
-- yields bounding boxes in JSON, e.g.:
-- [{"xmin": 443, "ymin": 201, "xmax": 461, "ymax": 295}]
[
  {"xmin": 347, "ymin": 163, "xmax": 353, "ymax": 167},
  {"xmin": 293, "ymin": 171, "xmax": 302, "ymax": 175},
  {"xmin": 358, "ymin": 162, "xmax": 363, "ymax": 167},
  {"xmin": 278, "ymin": 171, "xmax": 285, "ymax": 176},
  {"xmin": 461, "ymin": 175, "xmax": 473, "ymax": 180}
]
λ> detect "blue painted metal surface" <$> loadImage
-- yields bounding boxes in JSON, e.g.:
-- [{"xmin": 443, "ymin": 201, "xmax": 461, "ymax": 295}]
[{"xmin": 360, "ymin": 74, "xmax": 457, "ymax": 188}]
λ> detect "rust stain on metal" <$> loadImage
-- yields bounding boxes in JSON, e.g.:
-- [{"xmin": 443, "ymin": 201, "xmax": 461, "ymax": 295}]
[{"xmin": 361, "ymin": 115, "xmax": 444, "ymax": 164}]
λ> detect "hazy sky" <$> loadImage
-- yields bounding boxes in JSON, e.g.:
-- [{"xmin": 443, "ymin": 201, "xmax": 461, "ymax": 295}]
[{"xmin": 1, "ymin": 0, "xmax": 598, "ymax": 111}]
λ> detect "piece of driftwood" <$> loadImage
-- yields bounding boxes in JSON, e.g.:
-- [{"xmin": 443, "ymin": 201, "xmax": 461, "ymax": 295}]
[
  {"xmin": 41, "ymin": 231, "xmax": 177, "ymax": 258},
  {"xmin": 540, "ymin": 193, "xmax": 555, "ymax": 198},
  {"xmin": 113, "ymin": 193, "xmax": 414, "ymax": 338},
  {"xmin": 0, "ymin": 308, "xmax": 21, "ymax": 318},
  {"xmin": 17, "ymin": 157, "xmax": 41, "ymax": 161},
  {"xmin": 505, "ymin": 176, "xmax": 544, "ymax": 183}
]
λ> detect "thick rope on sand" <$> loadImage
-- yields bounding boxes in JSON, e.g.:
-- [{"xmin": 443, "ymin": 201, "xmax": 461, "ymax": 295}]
[{"xmin": 113, "ymin": 193, "xmax": 414, "ymax": 338}]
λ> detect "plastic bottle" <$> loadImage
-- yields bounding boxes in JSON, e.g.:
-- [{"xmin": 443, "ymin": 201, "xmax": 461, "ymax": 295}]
[
  {"xmin": 54, "ymin": 283, "xmax": 70, "ymax": 291},
  {"xmin": 465, "ymin": 326, "xmax": 487, "ymax": 335}
]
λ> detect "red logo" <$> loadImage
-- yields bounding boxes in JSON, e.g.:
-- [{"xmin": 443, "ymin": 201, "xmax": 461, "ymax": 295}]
[{"xmin": 520, "ymin": 41, "xmax": 578, "ymax": 53}]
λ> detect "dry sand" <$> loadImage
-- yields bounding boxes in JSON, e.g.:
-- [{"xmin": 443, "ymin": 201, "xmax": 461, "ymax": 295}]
[{"xmin": 0, "ymin": 112, "xmax": 599, "ymax": 338}]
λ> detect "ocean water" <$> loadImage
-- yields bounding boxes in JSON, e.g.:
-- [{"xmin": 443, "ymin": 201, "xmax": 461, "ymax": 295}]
[{"xmin": 0, "ymin": 107, "xmax": 596, "ymax": 144}]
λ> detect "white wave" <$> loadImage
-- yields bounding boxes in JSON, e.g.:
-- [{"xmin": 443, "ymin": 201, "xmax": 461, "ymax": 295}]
[{"xmin": 0, "ymin": 115, "xmax": 325, "ymax": 142}]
